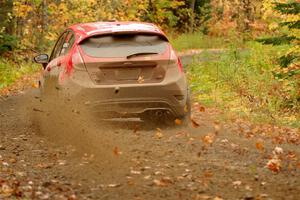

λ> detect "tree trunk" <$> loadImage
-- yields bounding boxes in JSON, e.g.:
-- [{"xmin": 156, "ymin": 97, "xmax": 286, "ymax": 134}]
[
  {"xmin": 190, "ymin": 0, "xmax": 196, "ymax": 32},
  {"xmin": 0, "ymin": 0, "xmax": 14, "ymax": 34}
]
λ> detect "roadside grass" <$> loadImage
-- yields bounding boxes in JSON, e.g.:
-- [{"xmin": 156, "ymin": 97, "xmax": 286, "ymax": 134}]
[
  {"xmin": 187, "ymin": 41, "xmax": 300, "ymax": 128},
  {"xmin": 170, "ymin": 32, "xmax": 244, "ymax": 51},
  {"xmin": 0, "ymin": 58, "xmax": 39, "ymax": 89}
]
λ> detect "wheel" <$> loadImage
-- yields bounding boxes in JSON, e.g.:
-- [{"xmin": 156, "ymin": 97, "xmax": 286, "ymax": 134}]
[{"xmin": 175, "ymin": 89, "xmax": 191, "ymax": 126}]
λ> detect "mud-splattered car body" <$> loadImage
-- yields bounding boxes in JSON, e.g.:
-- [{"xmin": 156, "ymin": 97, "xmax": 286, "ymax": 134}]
[{"xmin": 34, "ymin": 21, "xmax": 190, "ymax": 121}]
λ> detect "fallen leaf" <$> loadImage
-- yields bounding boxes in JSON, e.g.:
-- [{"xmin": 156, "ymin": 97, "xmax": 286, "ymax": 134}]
[
  {"xmin": 153, "ymin": 177, "xmax": 172, "ymax": 187},
  {"xmin": 258, "ymin": 194, "xmax": 269, "ymax": 198},
  {"xmin": 266, "ymin": 156, "xmax": 281, "ymax": 173},
  {"xmin": 58, "ymin": 160, "xmax": 66, "ymax": 166},
  {"xmin": 32, "ymin": 82, "xmax": 39, "ymax": 88},
  {"xmin": 255, "ymin": 139, "xmax": 265, "ymax": 151},
  {"xmin": 203, "ymin": 171, "xmax": 213, "ymax": 178},
  {"xmin": 194, "ymin": 194, "xmax": 211, "ymax": 200},
  {"xmin": 154, "ymin": 171, "xmax": 164, "ymax": 175},
  {"xmin": 155, "ymin": 128, "xmax": 163, "ymax": 139},
  {"xmin": 1, "ymin": 184, "xmax": 13, "ymax": 197},
  {"xmin": 232, "ymin": 180, "xmax": 242, "ymax": 188},
  {"xmin": 214, "ymin": 122, "xmax": 221, "ymax": 134},
  {"xmin": 202, "ymin": 134, "xmax": 215, "ymax": 145},
  {"xmin": 273, "ymin": 146, "xmax": 283, "ymax": 155},
  {"xmin": 221, "ymin": 139, "xmax": 229, "ymax": 144},
  {"xmin": 191, "ymin": 118, "xmax": 200, "ymax": 128},
  {"xmin": 137, "ymin": 76, "xmax": 144, "ymax": 83},
  {"xmin": 261, "ymin": 181, "xmax": 267, "ymax": 186},
  {"xmin": 245, "ymin": 185, "xmax": 252, "ymax": 191},
  {"xmin": 36, "ymin": 163, "xmax": 52, "ymax": 169},
  {"xmin": 113, "ymin": 147, "xmax": 122, "ymax": 156},
  {"xmin": 287, "ymin": 151, "xmax": 297, "ymax": 160},
  {"xmin": 213, "ymin": 197, "xmax": 223, "ymax": 200},
  {"xmin": 33, "ymin": 108, "xmax": 44, "ymax": 112},
  {"xmin": 130, "ymin": 170, "xmax": 141, "ymax": 175},
  {"xmin": 174, "ymin": 118, "xmax": 182, "ymax": 125},
  {"xmin": 107, "ymin": 183, "xmax": 121, "ymax": 188},
  {"xmin": 133, "ymin": 124, "xmax": 140, "ymax": 134},
  {"xmin": 127, "ymin": 178, "xmax": 135, "ymax": 186},
  {"xmin": 199, "ymin": 106, "xmax": 206, "ymax": 112},
  {"xmin": 153, "ymin": 179, "xmax": 167, "ymax": 187},
  {"xmin": 144, "ymin": 175, "xmax": 151, "ymax": 180}
]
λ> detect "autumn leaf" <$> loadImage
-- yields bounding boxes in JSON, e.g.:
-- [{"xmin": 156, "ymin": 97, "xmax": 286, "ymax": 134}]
[
  {"xmin": 214, "ymin": 121, "xmax": 221, "ymax": 135},
  {"xmin": 137, "ymin": 76, "xmax": 144, "ymax": 83},
  {"xmin": 194, "ymin": 194, "xmax": 211, "ymax": 200},
  {"xmin": 153, "ymin": 177, "xmax": 172, "ymax": 187},
  {"xmin": 273, "ymin": 146, "xmax": 283, "ymax": 155},
  {"xmin": 174, "ymin": 118, "xmax": 182, "ymax": 125},
  {"xmin": 155, "ymin": 128, "xmax": 163, "ymax": 139},
  {"xmin": 133, "ymin": 124, "xmax": 140, "ymax": 134},
  {"xmin": 113, "ymin": 147, "xmax": 122, "ymax": 156},
  {"xmin": 287, "ymin": 151, "xmax": 297, "ymax": 160},
  {"xmin": 107, "ymin": 183, "xmax": 121, "ymax": 188},
  {"xmin": 255, "ymin": 139, "xmax": 265, "ymax": 151},
  {"xmin": 32, "ymin": 82, "xmax": 39, "ymax": 88},
  {"xmin": 153, "ymin": 179, "xmax": 167, "ymax": 187},
  {"xmin": 232, "ymin": 180, "xmax": 242, "ymax": 189},
  {"xmin": 199, "ymin": 106, "xmax": 206, "ymax": 112},
  {"xmin": 213, "ymin": 197, "xmax": 224, "ymax": 200},
  {"xmin": 266, "ymin": 156, "xmax": 281, "ymax": 173},
  {"xmin": 202, "ymin": 134, "xmax": 215, "ymax": 146},
  {"xmin": 191, "ymin": 118, "xmax": 200, "ymax": 128},
  {"xmin": 1, "ymin": 183, "xmax": 13, "ymax": 197},
  {"xmin": 203, "ymin": 171, "xmax": 213, "ymax": 178}
]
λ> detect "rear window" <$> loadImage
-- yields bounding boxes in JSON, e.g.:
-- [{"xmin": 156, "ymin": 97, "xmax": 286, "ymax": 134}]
[{"xmin": 80, "ymin": 34, "xmax": 168, "ymax": 58}]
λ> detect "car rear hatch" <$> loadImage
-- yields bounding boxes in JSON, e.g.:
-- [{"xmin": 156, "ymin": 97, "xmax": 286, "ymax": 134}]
[{"xmin": 78, "ymin": 33, "xmax": 170, "ymax": 85}]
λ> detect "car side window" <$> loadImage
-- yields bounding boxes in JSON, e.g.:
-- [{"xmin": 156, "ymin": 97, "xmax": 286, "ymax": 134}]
[
  {"xmin": 49, "ymin": 32, "xmax": 68, "ymax": 61},
  {"xmin": 60, "ymin": 31, "xmax": 75, "ymax": 56}
]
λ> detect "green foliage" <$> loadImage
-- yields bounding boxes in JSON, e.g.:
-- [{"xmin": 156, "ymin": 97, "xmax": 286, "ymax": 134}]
[
  {"xmin": 259, "ymin": 1, "xmax": 299, "ymax": 67},
  {"xmin": 259, "ymin": 1, "xmax": 300, "ymax": 110},
  {"xmin": 145, "ymin": 0, "xmax": 187, "ymax": 30},
  {"xmin": 281, "ymin": 20, "xmax": 300, "ymax": 29},
  {"xmin": 273, "ymin": 2, "xmax": 300, "ymax": 14},
  {"xmin": 188, "ymin": 42, "xmax": 299, "ymax": 127},
  {"xmin": 256, "ymin": 35, "xmax": 297, "ymax": 45},
  {"xmin": 170, "ymin": 32, "xmax": 230, "ymax": 51},
  {"xmin": 278, "ymin": 53, "xmax": 298, "ymax": 67},
  {"xmin": 0, "ymin": 58, "xmax": 39, "ymax": 89},
  {"xmin": 0, "ymin": 33, "xmax": 18, "ymax": 54}
]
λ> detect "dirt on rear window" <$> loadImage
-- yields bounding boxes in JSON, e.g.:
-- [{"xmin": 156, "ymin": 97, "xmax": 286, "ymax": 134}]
[{"xmin": 80, "ymin": 34, "xmax": 168, "ymax": 58}]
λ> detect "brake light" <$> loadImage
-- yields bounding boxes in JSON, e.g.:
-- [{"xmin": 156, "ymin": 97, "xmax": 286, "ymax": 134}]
[
  {"xmin": 177, "ymin": 57, "xmax": 183, "ymax": 73},
  {"xmin": 171, "ymin": 49, "xmax": 184, "ymax": 73}
]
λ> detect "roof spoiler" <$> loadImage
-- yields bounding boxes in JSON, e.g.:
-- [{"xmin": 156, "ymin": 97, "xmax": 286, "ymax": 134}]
[{"xmin": 78, "ymin": 31, "xmax": 169, "ymax": 44}]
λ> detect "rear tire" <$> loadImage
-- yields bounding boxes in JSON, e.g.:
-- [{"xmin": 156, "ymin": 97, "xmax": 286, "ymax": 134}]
[{"xmin": 174, "ymin": 89, "xmax": 191, "ymax": 127}]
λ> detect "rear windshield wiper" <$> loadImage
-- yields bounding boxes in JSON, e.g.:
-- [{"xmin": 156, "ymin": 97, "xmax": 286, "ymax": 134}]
[{"xmin": 126, "ymin": 52, "xmax": 158, "ymax": 59}]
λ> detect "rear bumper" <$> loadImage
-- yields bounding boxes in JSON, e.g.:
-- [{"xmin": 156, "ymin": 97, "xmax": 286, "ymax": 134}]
[
  {"xmin": 88, "ymin": 98, "xmax": 182, "ymax": 117},
  {"xmin": 73, "ymin": 84, "xmax": 187, "ymax": 117},
  {"xmin": 50, "ymin": 69, "xmax": 188, "ymax": 117}
]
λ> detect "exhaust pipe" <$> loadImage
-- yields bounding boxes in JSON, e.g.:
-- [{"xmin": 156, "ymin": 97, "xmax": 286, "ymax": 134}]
[{"xmin": 155, "ymin": 110, "xmax": 164, "ymax": 117}]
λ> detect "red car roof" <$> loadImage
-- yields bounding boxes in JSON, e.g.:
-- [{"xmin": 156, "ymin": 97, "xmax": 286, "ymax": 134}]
[{"xmin": 69, "ymin": 21, "xmax": 167, "ymax": 42}]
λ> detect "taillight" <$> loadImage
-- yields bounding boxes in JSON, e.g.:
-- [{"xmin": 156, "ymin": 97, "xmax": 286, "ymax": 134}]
[
  {"xmin": 177, "ymin": 57, "xmax": 184, "ymax": 73},
  {"xmin": 170, "ymin": 49, "xmax": 184, "ymax": 73}
]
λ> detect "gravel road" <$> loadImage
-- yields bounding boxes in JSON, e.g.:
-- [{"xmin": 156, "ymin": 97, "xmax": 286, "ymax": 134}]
[
  {"xmin": 1, "ymin": 90, "xmax": 300, "ymax": 200},
  {"xmin": 0, "ymin": 53, "xmax": 300, "ymax": 199}
]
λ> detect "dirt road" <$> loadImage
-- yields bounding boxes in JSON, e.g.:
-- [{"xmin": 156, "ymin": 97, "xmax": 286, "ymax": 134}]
[{"xmin": 1, "ymin": 87, "xmax": 300, "ymax": 200}]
